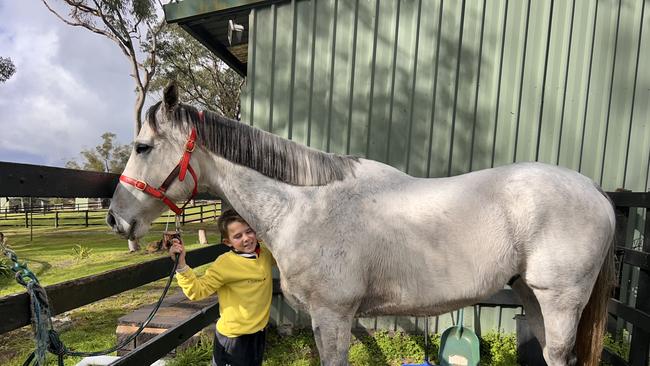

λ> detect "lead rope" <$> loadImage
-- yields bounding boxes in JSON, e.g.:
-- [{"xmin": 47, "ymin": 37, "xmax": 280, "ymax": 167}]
[{"xmin": 0, "ymin": 232, "xmax": 180, "ymax": 366}]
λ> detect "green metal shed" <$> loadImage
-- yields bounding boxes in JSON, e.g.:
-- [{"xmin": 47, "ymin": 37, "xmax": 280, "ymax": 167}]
[
  {"xmin": 164, "ymin": 0, "xmax": 650, "ymax": 334},
  {"xmin": 165, "ymin": 0, "xmax": 650, "ymax": 192}
]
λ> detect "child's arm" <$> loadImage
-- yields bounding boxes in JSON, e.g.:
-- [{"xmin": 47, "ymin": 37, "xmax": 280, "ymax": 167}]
[{"xmin": 169, "ymin": 239, "xmax": 224, "ymax": 301}]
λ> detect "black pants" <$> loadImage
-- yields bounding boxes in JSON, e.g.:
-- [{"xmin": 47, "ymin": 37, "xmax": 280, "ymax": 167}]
[{"xmin": 212, "ymin": 328, "xmax": 266, "ymax": 366}]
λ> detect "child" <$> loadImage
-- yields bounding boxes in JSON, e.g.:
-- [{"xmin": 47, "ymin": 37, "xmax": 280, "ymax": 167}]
[{"xmin": 169, "ymin": 209, "xmax": 275, "ymax": 366}]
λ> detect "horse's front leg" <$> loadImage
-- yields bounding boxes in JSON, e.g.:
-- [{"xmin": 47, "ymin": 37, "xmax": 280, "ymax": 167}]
[{"xmin": 310, "ymin": 305, "xmax": 356, "ymax": 366}]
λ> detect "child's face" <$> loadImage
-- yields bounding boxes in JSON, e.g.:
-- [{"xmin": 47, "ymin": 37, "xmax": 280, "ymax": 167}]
[{"xmin": 224, "ymin": 221, "xmax": 258, "ymax": 253}]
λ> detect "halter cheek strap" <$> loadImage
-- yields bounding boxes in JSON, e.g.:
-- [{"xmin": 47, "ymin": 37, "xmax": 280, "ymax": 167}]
[{"xmin": 120, "ymin": 112, "xmax": 203, "ymax": 215}]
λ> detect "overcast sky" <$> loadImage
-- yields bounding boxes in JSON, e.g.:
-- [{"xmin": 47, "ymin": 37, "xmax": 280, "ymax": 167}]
[{"xmin": 0, "ymin": 1, "xmax": 149, "ymax": 167}]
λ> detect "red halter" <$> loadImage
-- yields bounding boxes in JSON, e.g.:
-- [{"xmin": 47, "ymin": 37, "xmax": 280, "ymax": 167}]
[{"xmin": 119, "ymin": 112, "xmax": 203, "ymax": 215}]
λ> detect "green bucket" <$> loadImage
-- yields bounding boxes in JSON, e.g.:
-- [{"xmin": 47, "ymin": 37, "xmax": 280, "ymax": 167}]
[{"xmin": 438, "ymin": 308, "xmax": 480, "ymax": 366}]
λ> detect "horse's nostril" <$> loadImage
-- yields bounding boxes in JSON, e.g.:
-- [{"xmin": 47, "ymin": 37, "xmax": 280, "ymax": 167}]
[{"xmin": 106, "ymin": 210, "xmax": 117, "ymax": 228}]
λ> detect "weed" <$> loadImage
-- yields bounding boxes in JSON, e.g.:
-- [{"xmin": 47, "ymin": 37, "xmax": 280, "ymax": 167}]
[
  {"xmin": 71, "ymin": 244, "xmax": 93, "ymax": 261},
  {"xmin": 604, "ymin": 330, "xmax": 630, "ymax": 361}
]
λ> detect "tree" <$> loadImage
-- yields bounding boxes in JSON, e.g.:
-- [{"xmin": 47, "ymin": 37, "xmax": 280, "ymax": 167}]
[
  {"xmin": 42, "ymin": 0, "xmax": 164, "ymax": 137},
  {"xmin": 149, "ymin": 25, "xmax": 244, "ymax": 120},
  {"xmin": 66, "ymin": 132, "xmax": 138, "ymax": 251},
  {"xmin": 0, "ymin": 57, "xmax": 16, "ymax": 83},
  {"xmin": 66, "ymin": 132, "xmax": 132, "ymax": 173}
]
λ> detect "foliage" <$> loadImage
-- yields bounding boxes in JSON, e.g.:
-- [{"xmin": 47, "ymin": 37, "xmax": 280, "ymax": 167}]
[
  {"xmin": 479, "ymin": 333, "xmax": 518, "ymax": 366},
  {"xmin": 149, "ymin": 25, "xmax": 244, "ymax": 120},
  {"xmin": 41, "ymin": 0, "xmax": 165, "ymax": 132},
  {"xmin": 0, "ymin": 56, "xmax": 16, "ymax": 83},
  {"xmin": 603, "ymin": 331, "xmax": 630, "ymax": 361},
  {"xmin": 0, "ymin": 256, "xmax": 12, "ymax": 278},
  {"xmin": 264, "ymin": 328, "xmax": 319, "ymax": 366},
  {"xmin": 165, "ymin": 333, "xmax": 214, "ymax": 366},
  {"xmin": 71, "ymin": 244, "xmax": 93, "ymax": 261},
  {"xmin": 348, "ymin": 330, "xmax": 438, "ymax": 365},
  {"xmin": 166, "ymin": 328, "xmax": 520, "ymax": 366},
  {"xmin": 65, "ymin": 132, "xmax": 132, "ymax": 173}
]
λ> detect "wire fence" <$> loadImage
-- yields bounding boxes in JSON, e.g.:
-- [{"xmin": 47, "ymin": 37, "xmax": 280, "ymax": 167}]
[{"xmin": 0, "ymin": 201, "xmax": 222, "ymax": 228}]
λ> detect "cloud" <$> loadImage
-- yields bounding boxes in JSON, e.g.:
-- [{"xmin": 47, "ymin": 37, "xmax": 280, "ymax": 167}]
[{"xmin": 0, "ymin": 2, "xmax": 140, "ymax": 167}]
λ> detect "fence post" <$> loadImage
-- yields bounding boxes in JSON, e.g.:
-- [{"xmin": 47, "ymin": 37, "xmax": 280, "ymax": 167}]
[
  {"xmin": 629, "ymin": 209, "xmax": 650, "ymax": 366},
  {"xmin": 200, "ymin": 205, "xmax": 204, "ymax": 223},
  {"xmin": 55, "ymin": 211, "xmax": 59, "ymax": 228},
  {"xmin": 25, "ymin": 210, "xmax": 28, "ymax": 228},
  {"xmin": 85, "ymin": 210, "xmax": 89, "ymax": 227},
  {"xmin": 182, "ymin": 209, "xmax": 186, "ymax": 226}
]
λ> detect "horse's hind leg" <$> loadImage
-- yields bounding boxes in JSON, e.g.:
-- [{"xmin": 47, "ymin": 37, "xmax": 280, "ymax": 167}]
[
  {"xmin": 531, "ymin": 287, "xmax": 584, "ymax": 366},
  {"xmin": 310, "ymin": 306, "xmax": 355, "ymax": 366},
  {"xmin": 511, "ymin": 278, "xmax": 546, "ymax": 349}
]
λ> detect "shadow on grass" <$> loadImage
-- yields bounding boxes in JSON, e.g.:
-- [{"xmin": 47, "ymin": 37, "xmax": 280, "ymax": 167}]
[{"xmin": 352, "ymin": 328, "xmax": 390, "ymax": 365}]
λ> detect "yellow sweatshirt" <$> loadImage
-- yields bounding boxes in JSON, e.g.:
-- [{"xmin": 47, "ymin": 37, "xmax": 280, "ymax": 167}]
[{"xmin": 175, "ymin": 246, "xmax": 274, "ymax": 337}]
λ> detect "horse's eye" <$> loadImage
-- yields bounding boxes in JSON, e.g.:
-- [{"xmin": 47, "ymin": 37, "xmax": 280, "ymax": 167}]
[{"xmin": 135, "ymin": 143, "xmax": 152, "ymax": 154}]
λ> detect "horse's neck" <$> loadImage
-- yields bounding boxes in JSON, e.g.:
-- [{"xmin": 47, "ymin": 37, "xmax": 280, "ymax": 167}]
[{"xmin": 199, "ymin": 152, "xmax": 293, "ymax": 246}]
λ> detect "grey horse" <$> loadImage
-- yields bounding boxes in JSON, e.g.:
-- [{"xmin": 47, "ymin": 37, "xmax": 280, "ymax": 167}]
[{"xmin": 107, "ymin": 84, "xmax": 615, "ymax": 366}]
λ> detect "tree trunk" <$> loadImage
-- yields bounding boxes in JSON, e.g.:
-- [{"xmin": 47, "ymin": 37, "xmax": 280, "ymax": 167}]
[
  {"xmin": 134, "ymin": 86, "xmax": 145, "ymax": 138},
  {"xmin": 198, "ymin": 229, "xmax": 208, "ymax": 244}
]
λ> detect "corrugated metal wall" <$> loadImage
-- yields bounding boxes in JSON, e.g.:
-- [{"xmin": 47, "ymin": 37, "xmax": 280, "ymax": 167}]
[
  {"xmin": 242, "ymin": 0, "xmax": 650, "ymax": 191},
  {"xmin": 241, "ymin": 0, "xmax": 650, "ymax": 333}
]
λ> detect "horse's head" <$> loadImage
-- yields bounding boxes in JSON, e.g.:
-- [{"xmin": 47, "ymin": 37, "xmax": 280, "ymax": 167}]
[{"xmin": 107, "ymin": 83, "xmax": 203, "ymax": 239}]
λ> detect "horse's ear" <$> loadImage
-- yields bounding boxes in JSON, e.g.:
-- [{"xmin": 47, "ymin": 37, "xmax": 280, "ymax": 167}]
[{"xmin": 163, "ymin": 82, "xmax": 179, "ymax": 109}]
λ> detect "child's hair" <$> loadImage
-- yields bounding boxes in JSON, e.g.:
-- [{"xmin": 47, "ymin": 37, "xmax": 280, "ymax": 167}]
[{"xmin": 217, "ymin": 209, "xmax": 248, "ymax": 241}]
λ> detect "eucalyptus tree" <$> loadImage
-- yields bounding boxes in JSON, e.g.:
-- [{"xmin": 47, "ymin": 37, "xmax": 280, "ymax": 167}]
[
  {"xmin": 66, "ymin": 132, "xmax": 131, "ymax": 174},
  {"xmin": 149, "ymin": 25, "xmax": 244, "ymax": 120}
]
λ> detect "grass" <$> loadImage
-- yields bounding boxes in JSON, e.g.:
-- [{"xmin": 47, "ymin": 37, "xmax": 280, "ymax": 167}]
[
  {"xmin": 0, "ymin": 223, "xmax": 221, "ymax": 366},
  {"xmin": 168, "ymin": 328, "xmax": 518, "ymax": 366},
  {"xmin": 0, "ymin": 223, "xmax": 220, "ymax": 296}
]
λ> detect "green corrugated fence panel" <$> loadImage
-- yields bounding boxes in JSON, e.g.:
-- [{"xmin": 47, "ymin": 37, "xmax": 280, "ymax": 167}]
[
  {"xmin": 241, "ymin": 0, "xmax": 650, "ymax": 191},
  {"xmin": 272, "ymin": 3, "xmax": 294, "ymax": 139},
  {"xmin": 470, "ymin": 0, "xmax": 505, "ymax": 172},
  {"xmin": 536, "ymin": 0, "xmax": 573, "ymax": 166},
  {"xmin": 580, "ymin": 0, "xmax": 619, "ymax": 185},
  {"xmin": 625, "ymin": 0, "xmax": 650, "ymax": 191},
  {"xmin": 269, "ymin": 302, "xmax": 523, "ymax": 335},
  {"xmin": 601, "ymin": 0, "xmax": 644, "ymax": 189}
]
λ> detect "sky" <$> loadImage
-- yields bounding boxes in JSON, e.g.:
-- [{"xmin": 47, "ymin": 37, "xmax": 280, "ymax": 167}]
[{"xmin": 0, "ymin": 1, "xmax": 150, "ymax": 167}]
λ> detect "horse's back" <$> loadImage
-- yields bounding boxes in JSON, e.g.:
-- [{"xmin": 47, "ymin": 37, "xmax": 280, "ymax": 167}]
[{"xmin": 349, "ymin": 162, "xmax": 614, "ymax": 314}]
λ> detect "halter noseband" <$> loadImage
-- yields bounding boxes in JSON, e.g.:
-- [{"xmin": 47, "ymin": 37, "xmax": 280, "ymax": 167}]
[{"xmin": 119, "ymin": 111, "xmax": 204, "ymax": 215}]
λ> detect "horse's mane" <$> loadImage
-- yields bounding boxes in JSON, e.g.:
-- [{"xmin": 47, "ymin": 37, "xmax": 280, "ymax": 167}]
[{"xmin": 146, "ymin": 102, "xmax": 358, "ymax": 186}]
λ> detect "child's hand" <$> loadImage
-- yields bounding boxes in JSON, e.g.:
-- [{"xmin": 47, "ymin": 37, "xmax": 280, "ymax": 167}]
[{"xmin": 169, "ymin": 239, "xmax": 187, "ymax": 267}]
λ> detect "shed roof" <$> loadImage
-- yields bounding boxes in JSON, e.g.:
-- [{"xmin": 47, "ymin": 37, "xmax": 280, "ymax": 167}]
[{"xmin": 163, "ymin": 0, "xmax": 288, "ymax": 76}]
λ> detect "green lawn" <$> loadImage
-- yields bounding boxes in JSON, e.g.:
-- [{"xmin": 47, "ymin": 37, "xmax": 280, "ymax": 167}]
[{"xmin": 0, "ymin": 223, "xmax": 220, "ymax": 297}]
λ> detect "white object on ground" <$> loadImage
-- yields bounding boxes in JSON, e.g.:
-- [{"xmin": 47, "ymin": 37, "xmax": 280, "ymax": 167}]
[{"xmin": 76, "ymin": 356, "xmax": 166, "ymax": 366}]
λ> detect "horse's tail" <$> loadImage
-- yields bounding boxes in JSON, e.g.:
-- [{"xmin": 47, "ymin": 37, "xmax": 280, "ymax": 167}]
[{"xmin": 576, "ymin": 188, "xmax": 616, "ymax": 366}]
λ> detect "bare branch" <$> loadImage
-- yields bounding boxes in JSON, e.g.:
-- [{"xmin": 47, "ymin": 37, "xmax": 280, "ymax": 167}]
[
  {"xmin": 62, "ymin": 0, "xmax": 100, "ymax": 16},
  {"xmin": 90, "ymin": 0, "xmax": 131, "ymax": 47}
]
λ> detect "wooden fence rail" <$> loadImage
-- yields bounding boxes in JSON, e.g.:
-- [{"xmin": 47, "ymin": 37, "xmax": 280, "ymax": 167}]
[
  {"xmin": 0, "ymin": 245, "xmax": 229, "ymax": 335},
  {"xmin": 0, "ymin": 203, "xmax": 221, "ymax": 228}
]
